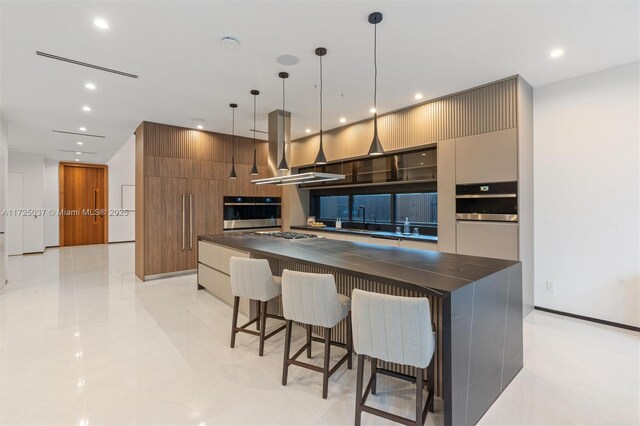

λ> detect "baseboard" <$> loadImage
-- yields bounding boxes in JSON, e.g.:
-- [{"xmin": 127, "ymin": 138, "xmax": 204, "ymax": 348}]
[
  {"xmin": 108, "ymin": 240, "xmax": 135, "ymax": 244},
  {"xmin": 534, "ymin": 306, "xmax": 639, "ymax": 332}
]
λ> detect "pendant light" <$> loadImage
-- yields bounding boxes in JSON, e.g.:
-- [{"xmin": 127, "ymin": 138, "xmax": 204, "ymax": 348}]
[
  {"xmin": 314, "ymin": 47, "xmax": 328, "ymax": 165},
  {"xmin": 228, "ymin": 103, "xmax": 238, "ymax": 179},
  {"xmin": 250, "ymin": 89, "xmax": 259, "ymax": 176},
  {"xmin": 277, "ymin": 72, "xmax": 289, "ymax": 171},
  {"xmin": 367, "ymin": 11, "xmax": 384, "ymax": 156}
]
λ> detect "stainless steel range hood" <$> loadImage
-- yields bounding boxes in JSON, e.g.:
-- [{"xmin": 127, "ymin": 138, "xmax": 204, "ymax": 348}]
[{"xmin": 251, "ymin": 109, "xmax": 344, "ymax": 185}]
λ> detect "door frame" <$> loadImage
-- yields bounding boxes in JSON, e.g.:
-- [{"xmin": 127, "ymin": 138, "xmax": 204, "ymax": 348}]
[{"xmin": 59, "ymin": 162, "xmax": 109, "ymax": 246}]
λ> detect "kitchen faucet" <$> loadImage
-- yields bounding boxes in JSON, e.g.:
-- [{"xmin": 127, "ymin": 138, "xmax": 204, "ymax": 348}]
[{"xmin": 357, "ymin": 205, "xmax": 366, "ymax": 228}]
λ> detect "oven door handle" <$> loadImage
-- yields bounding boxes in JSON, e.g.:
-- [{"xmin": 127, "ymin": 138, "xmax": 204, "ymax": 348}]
[{"xmin": 455, "ymin": 194, "xmax": 517, "ymax": 199}]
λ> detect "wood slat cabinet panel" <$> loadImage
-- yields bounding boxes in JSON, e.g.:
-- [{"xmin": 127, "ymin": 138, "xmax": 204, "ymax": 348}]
[
  {"xmin": 144, "ymin": 176, "xmax": 164, "ymax": 276},
  {"xmin": 136, "ymin": 122, "xmax": 281, "ymax": 280}
]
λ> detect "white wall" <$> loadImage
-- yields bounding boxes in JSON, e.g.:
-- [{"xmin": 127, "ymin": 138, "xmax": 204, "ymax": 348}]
[
  {"xmin": 44, "ymin": 159, "xmax": 59, "ymax": 247},
  {"xmin": 108, "ymin": 135, "xmax": 135, "ymax": 242},
  {"xmin": 534, "ymin": 62, "xmax": 640, "ymax": 328},
  {"xmin": 0, "ymin": 116, "xmax": 8, "ymax": 284},
  {"xmin": 7, "ymin": 151, "xmax": 45, "ymax": 253}
]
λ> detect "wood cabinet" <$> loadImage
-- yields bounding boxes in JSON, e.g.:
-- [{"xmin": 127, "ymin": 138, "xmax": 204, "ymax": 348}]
[{"xmin": 135, "ymin": 122, "xmax": 281, "ymax": 281}]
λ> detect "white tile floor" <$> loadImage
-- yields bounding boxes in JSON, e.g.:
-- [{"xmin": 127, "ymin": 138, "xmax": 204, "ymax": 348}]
[{"xmin": 0, "ymin": 243, "xmax": 638, "ymax": 425}]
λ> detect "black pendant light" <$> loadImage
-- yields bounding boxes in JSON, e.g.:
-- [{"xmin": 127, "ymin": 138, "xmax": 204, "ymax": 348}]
[
  {"xmin": 314, "ymin": 47, "xmax": 328, "ymax": 165},
  {"xmin": 368, "ymin": 11, "xmax": 384, "ymax": 156},
  {"xmin": 250, "ymin": 89, "xmax": 259, "ymax": 176},
  {"xmin": 277, "ymin": 72, "xmax": 289, "ymax": 171},
  {"xmin": 229, "ymin": 103, "xmax": 238, "ymax": 179}
]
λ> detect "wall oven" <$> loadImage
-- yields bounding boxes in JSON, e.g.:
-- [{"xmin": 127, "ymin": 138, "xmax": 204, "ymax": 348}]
[
  {"xmin": 455, "ymin": 181, "xmax": 517, "ymax": 222},
  {"xmin": 223, "ymin": 196, "xmax": 282, "ymax": 230}
]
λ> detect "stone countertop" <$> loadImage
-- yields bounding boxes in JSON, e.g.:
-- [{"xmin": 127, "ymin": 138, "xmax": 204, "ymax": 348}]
[
  {"xmin": 291, "ymin": 225, "xmax": 438, "ymax": 242},
  {"xmin": 199, "ymin": 233, "xmax": 518, "ymax": 296}
]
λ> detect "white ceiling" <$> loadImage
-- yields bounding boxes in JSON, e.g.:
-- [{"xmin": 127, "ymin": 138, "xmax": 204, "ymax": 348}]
[{"xmin": 1, "ymin": 0, "xmax": 638, "ymax": 164}]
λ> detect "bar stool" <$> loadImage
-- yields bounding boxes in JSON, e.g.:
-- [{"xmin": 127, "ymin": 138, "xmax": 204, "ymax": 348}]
[
  {"xmin": 229, "ymin": 257, "xmax": 286, "ymax": 356},
  {"xmin": 351, "ymin": 289, "xmax": 436, "ymax": 426},
  {"xmin": 280, "ymin": 269, "xmax": 353, "ymax": 399}
]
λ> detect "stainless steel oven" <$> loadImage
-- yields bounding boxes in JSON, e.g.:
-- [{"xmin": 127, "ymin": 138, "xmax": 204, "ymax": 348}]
[
  {"xmin": 223, "ymin": 196, "xmax": 282, "ymax": 230},
  {"xmin": 455, "ymin": 182, "xmax": 517, "ymax": 222}
]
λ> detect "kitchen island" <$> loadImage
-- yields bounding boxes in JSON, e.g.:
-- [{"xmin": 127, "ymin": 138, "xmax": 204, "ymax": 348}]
[{"xmin": 197, "ymin": 232, "xmax": 522, "ymax": 426}]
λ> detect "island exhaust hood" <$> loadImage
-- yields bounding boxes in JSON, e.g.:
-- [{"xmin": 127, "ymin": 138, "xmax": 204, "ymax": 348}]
[{"xmin": 250, "ymin": 108, "xmax": 344, "ymax": 186}]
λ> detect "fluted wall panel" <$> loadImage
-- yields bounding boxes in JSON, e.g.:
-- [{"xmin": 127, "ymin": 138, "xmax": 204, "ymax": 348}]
[{"xmin": 292, "ymin": 77, "xmax": 517, "ymax": 167}]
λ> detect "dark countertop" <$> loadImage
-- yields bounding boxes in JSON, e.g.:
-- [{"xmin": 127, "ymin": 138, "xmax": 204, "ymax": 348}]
[
  {"xmin": 199, "ymin": 233, "xmax": 518, "ymax": 296},
  {"xmin": 291, "ymin": 225, "xmax": 438, "ymax": 243}
]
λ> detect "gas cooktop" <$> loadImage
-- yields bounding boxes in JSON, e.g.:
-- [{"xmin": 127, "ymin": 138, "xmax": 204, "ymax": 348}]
[{"xmin": 255, "ymin": 231, "xmax": 318, "ymax": 240}]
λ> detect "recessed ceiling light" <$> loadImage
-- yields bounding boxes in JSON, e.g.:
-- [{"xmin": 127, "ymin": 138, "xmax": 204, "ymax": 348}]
[
  {"xmin": 77, "ymin": 141, "xmax": 83, "ymax": 145},
  {"xmin": 420, "ymin": 162, "xmax": 424, "ymax": 165},
  {"xmin": 277, "ymin": 54, "xmax": 299, "ymax": 66},
  {"xmin": 414, "ymin": 93, "xmax": 423, "ymax": 100},
  {"xmin": 82, "ymin": 106, "xmax": 91, "ymax": 112},
  {"xmin": 85, "ymin": 82, "xmax": 96, "ymax": 90},
  {"xmin": 550, "ymin": 48, "xmax": 564, "ymax": 58},
  {"xmin": 75, "ymin": 158, "xmax": 80, "ymax": 162},
  {"xmin": 79, "ymin": 127, "xmax": 86, "ymax": 132},
  {"xmin": 93, "ymin": 18, "xmax": 109, "ymax": 29},
  {"xmin": 305, "ymin": 129, "xmax": 311, "ymax": 133},
  {"xmin": 197, "ymin": 125, "xmax": 203, "ymax": 130},
  {"xmin": 421, "ymin": 153, "xmax": 427, "ymax": 156},
  {"xmin": 220, "ymin": 36, "xmax": 240, "ymax": 48},
  {"xmin": 370, "ymin": 107, "xmax": 376, "ymax": 113},
  {"xmin": 76, "ymin": 151, "xmax": 82, "ymax": 155},
  {"xmin": 339, "ymin": 117, "xmax": 347, "ymax": 123}
]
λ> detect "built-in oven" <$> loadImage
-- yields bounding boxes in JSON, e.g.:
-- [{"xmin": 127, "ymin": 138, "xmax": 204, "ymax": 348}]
[
  {"xmin": 223, "ymin": 196, "xmax": 282, "ymax": 230},
  {"xmin": 455, "ymin": 181, "xmax": 517, "ymax": 222}
]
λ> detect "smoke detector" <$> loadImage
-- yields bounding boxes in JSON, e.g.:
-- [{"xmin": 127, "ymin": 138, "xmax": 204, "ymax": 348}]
[{"xmin": 220, "ymin": 36, "xmax": 240, "ymax": 48}]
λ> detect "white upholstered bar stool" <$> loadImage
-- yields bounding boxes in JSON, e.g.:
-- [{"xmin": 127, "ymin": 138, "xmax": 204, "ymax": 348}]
[
  {"xmin": 351, "ymin": 289, "xmax": 436, "ymax": 426},
  {"xmin": 229, "ymin": 257, "xmax": 286, "ymax": 356},
  {"xmin": 280, "ymin": 269, "xmax": 353, "ymax": 399}
]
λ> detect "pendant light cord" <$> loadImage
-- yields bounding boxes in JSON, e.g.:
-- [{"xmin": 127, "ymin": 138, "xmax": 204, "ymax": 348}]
[
  {"xmin": 320, "ymin": 55, "xmax": 323, "ymax": 134},
  {"xmin": 373, "ymin": 23, "xmax": 377, "ymax": 111},
  {"xmin": 232, "ymin": 107, "xmax": 235, "ymax": 159},
  {"xmin": 282, "ymin": 77, "xmax": 285, "ymax": 153},
  {"xmin": 253, "ymin": 94, "xmax": 256, "ymax": 149}
]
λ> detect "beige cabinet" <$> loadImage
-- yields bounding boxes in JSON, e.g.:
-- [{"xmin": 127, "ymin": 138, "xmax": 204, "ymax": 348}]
[
  {"xmin": 398, "ymin": 239, "xmax": 438, "ymax": 252},
  {"xmin": 369, "ymin": 236, "xmax": 399, "ymax": 247},
  {"xmin": 456, "ymin": 221, "xmax": 518, "ymax": 261},
  {"xmin": 198, "ymin": 241, "xmax": 249, "ymax": 314},
  {"xmin": 455, "ymin": 128, "xmax": 518, "ymax": 184}
]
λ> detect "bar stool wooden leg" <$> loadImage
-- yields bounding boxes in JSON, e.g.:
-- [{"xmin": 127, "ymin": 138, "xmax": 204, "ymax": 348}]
[
  {"xmin": 230, "ymin": 296, "xmax": 240, "ymax": 348},
  {"xmin": 322, "ymin": 327, "xmax": 332, "ymax": 399},
  {"xmin": 347, "ymin": 312, "xmax": 353, "ymax": 369},
  {"xmin": 258, "ymin": 300, "xmax": 268, "ymax": 356},
  {"xmin": 416, "ymin": 368, "xmax": 424, "ymax": 426},
  {"xmin": 282, "ymin": 320, "xmax": 293, "ymax": 386},
  {"xmin": 355, "ymin": 354, "xmax": 364, "ymax": 426},
  {"xmin": 371, "ymin": 357, "xmax": 377, "ymax": 395},
  {"xmin": 427, "ymin": 360, "xmax": 435, "ymax": 412},
  {"xmin": 255, "ymin": 301, "xmax": 261, "ymax": 331},
  {"xmin": 306, "ymin": 325, "xmax": 312, "ymax": 358}
]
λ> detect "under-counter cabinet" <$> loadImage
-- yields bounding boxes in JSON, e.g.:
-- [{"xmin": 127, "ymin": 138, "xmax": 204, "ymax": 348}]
[
  {"xmin": 398, "ymin": 239, "xmax": 438, "ymax": 252},
  {"xmin": 456, "ymin": 221, "xmax": 518, "ymax": 261},
  {"xmin": 198, "ymin": 240, "xmax": 250, "ymax": 315}
]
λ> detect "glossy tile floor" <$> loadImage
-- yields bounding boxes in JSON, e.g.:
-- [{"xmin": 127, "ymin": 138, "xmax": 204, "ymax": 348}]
[{"xmin": 0, "ymin": 243, "xmax": 638, "ymax": 425}]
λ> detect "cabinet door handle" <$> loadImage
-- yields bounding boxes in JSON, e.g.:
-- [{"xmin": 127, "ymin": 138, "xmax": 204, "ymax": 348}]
[
  {"xmin": 189, "ymin": 194, "xmax": 193, "ymax": 250},
  {"xmin": 181, "ymin": 194, "xmax": 186, "ymax": 251}
]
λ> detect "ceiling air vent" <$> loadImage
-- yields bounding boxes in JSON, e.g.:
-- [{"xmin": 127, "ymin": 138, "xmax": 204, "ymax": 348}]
[
  {"xmin": 52, "ymin": 130, "xmax": 106, "ymax": 138},
  {"xmin": 36, "ymin": 51, "xmax": 139, "ymax": 79}
]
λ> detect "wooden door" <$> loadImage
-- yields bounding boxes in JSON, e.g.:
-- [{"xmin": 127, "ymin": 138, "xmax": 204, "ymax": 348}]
[{"xmin": 59, "ymin": 163, "xmax": 108, "ymax": 246}]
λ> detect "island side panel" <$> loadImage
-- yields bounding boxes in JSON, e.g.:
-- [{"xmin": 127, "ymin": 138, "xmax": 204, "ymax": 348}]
[{"xmin": 448, "ymin": 263, "xmax": 523, "ymax": 426}]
